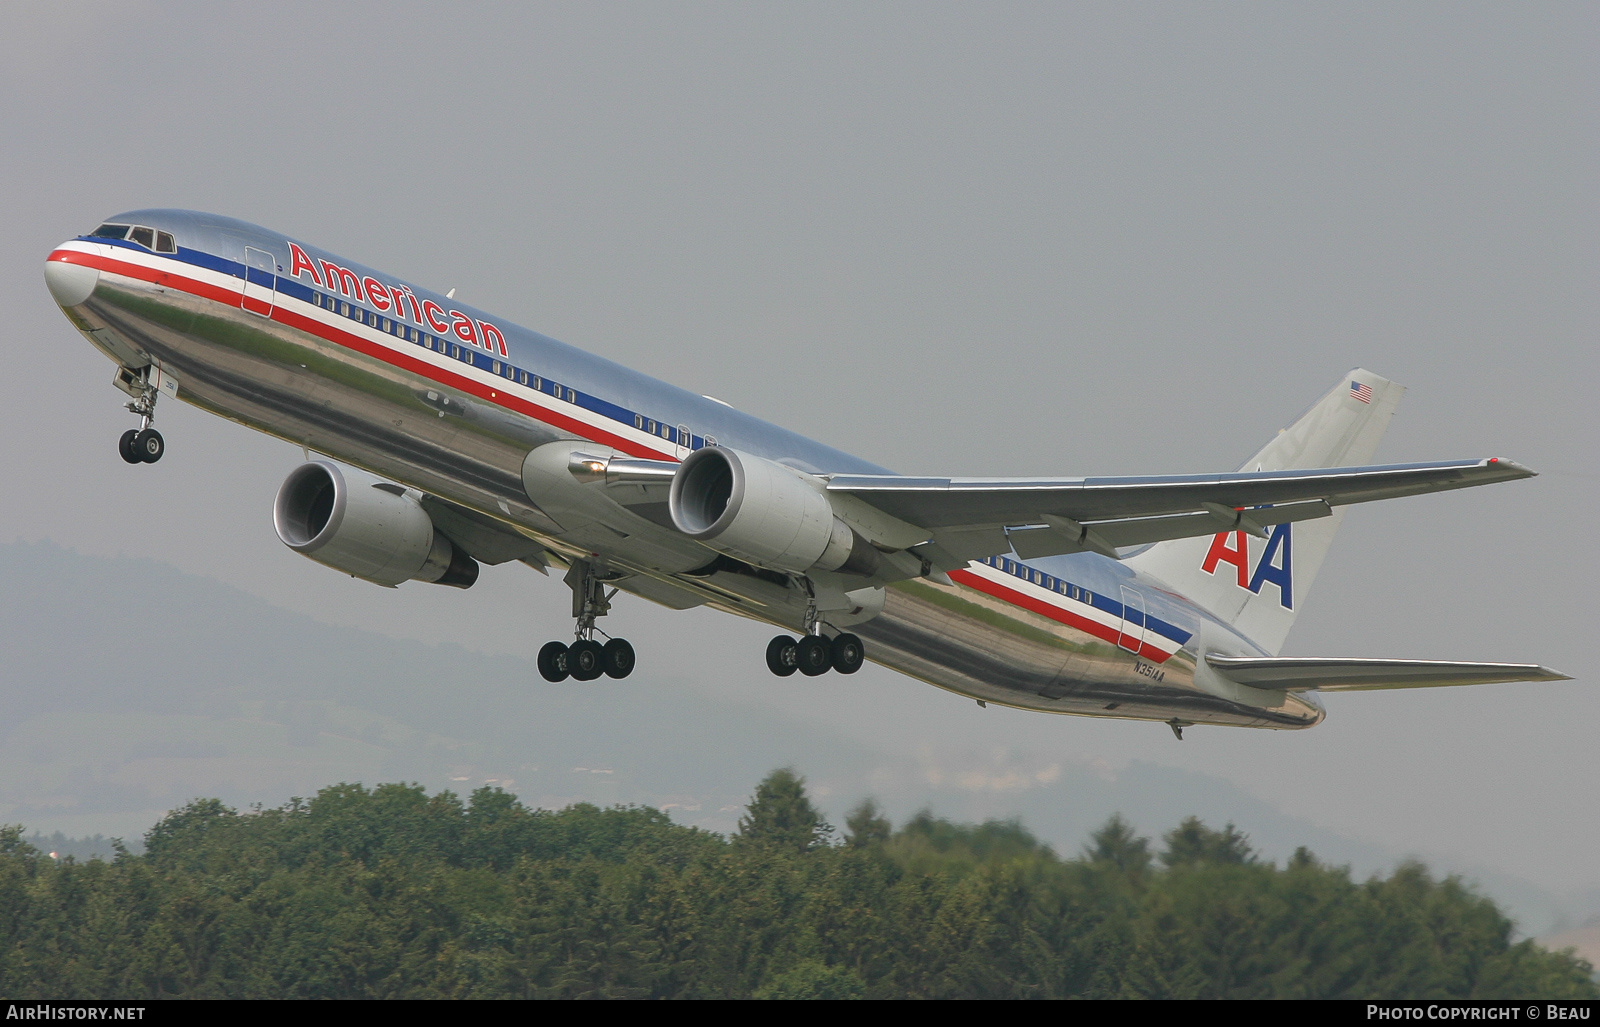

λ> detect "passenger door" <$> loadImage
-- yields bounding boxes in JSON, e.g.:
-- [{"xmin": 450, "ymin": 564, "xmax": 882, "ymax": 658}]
[
  {"xmin": 1118, "ymin": 585, "xmax": 1146, "ymax": 654},
  {"xmin": 241, "ymin": 246, "xmax": 276, "ymax": 317}
]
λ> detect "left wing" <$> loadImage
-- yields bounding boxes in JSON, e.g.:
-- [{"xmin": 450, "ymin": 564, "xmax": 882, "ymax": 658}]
[{"xmin": 824, "ymin": 458, "xmax": 1533, "ymax": 566}]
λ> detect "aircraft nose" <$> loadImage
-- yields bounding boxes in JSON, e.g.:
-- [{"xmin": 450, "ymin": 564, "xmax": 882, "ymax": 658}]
[{"xmin": 44, "ymin": 250, "xmax": 99, "ymax": 307}]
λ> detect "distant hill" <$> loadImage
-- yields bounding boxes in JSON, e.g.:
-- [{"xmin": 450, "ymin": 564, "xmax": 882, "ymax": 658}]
[
  {"xmin": 0, "ymin": 539, "xmax": 1586, "ymax": 934},
  {"xmin": 23, "ymin": 832, "xmax": 134, "ymax": 862},
  {"xmin": 1539, "ymin": 923, "xmax": 1600, "ymax": 977}
]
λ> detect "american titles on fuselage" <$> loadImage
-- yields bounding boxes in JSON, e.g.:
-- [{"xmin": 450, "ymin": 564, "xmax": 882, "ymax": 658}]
[{"xmin": 285, "ymin": 242, "xmax": 507, "ymax": 358}]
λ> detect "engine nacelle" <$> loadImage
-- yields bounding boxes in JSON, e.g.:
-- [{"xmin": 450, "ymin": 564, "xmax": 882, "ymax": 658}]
[
  {"xmin": 273, "ymin": 461, "xmax": 479, "ymax": 588},
  {"xmin": 669, "ymin": 447, "xmax": 879, "ymax": 577}
]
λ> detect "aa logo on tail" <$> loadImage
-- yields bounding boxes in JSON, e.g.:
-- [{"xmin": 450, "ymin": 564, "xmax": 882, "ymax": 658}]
[{"xmin": 1201, "ymin": 524, "xmax": 1293, "ymax": 610}]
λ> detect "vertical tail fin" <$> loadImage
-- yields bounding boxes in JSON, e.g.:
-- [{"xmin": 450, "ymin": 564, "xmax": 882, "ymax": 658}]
[{"xmin": 1124, "ymin": 369, "xmax": 1404, "ymax": 655}]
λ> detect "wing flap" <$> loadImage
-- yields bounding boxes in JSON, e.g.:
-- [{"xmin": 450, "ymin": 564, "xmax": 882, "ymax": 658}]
[
  {"xmin": 1206, "ymin": 655, "xmax": 1571, "ymax": 692},
  {"xmin": 1007, "ymin": 499, "xmax": 1335, "ymax": 560}
]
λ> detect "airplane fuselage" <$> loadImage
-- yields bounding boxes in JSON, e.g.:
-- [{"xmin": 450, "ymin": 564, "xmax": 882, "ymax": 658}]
[{"xmin": 46, "ymin": 209, "xmax": 1324, "ymax": 729}]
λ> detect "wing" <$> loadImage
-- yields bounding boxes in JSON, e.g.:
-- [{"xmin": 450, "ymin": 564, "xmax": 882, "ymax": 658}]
[
  {"xmin": 824, "ymin": 458, "xmax": 1533, "ymax": 566},
  {"xmin": 1206, "ymin": 655, "xmax": 1571, "ymax": 692},
  {"xmin": 418, "ymin": 494, "xmax": 553, "ymax": 568}
]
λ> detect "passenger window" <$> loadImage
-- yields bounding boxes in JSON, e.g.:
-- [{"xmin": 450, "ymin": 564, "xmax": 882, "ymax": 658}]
[
  {"xmin": 129, "ymin": 227, "xmax": 155, "ymax": 249},
  {"xmin": 492, "ymin": 361, "xmax": 501, "ymax": 374},
  {"xmin": 382, "ymin": 318, "xmax": 391, "ymax": 332},
  {"xmin": 339, "ymin": 302, "xmax": 349, "ymax": 316},
  {"xmin": 155, "ymin": 232, "xmax": 176, "ymax": 253},
  {"xmin": 566, "ymin": 388, "xmax": 575, "ymax": 402}
]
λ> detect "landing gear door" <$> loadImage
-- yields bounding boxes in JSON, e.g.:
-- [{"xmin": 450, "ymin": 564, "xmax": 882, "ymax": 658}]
[
  {"xmin": 242, "ymin": 247, "xmax": 276, "ymax": 317},
  {"xmin": 1118, "ymin": 585, "xmax": 1146, "ymax": 654}
]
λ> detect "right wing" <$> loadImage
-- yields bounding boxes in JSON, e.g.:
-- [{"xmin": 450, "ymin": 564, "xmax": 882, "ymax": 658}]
[
  {"xmin": 1206, "ymin": 655, "xmax": 1571, "ymax": 692},
  {"xmin": 824, "ymin": 458, "xmax": 1534, "ymax": 566}
]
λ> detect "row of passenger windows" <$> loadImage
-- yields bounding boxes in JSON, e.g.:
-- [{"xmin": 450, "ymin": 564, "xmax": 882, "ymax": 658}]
[
  {"xmin": 307, "ymin": 288, "xmax": 714, "ymax": 448},
  {"xmin": 979, "ymin": 555, "xmax": 1094, "ymax": 606},
  {"xmin": 91, "ymin": 223, "xmax": 177, "ymax": 253}
]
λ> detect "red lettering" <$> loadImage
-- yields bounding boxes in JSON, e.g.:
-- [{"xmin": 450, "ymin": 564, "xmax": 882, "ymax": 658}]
[
  {"xmin": 318, "ymin": 261, "xmax": 364, "ymax": 300},
  {"xmin": 1201, "ymin": 531, "xmax": 1250, "ymax": 588},
  {"xmin": 422, "ymin": 299, "xmax": 451, "ymax": 334},
  {"xmin": 450, "ymin": 310, "xmax": 477, "ymax": 347},
  {"xmin": 401, "ymin": 286, "xmax": 422, "ymax": 324},
  {"xmin": 478, "ymin": 320, "xmax": 507, "ymax": 356},
  {"xmin": 288, "ymin": 243, "xmax": 322, "ymax": 285},
  {"xmin": 362, "ymin": 277, "xmax": 391, "ymax": 311}
]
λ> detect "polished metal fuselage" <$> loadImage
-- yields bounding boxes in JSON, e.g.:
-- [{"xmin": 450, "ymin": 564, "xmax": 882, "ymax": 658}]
[{"xmin": 47, "ymin": 209, "xmax": 1324, "ymax": 730}]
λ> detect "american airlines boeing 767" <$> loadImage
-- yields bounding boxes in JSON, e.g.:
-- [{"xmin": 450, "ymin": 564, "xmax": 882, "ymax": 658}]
[{"xmin": 43, "ymin": 210, "xmax": 1567, "ymax": 737}]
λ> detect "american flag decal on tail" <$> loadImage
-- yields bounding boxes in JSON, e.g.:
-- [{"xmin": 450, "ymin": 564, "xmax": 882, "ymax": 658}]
[{"xmin": 1350, "ymin": 380, "xmax": 1373, "ymax": 404}]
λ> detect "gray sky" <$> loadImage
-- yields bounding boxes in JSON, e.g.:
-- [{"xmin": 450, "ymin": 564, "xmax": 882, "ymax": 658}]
[{"xmin": 3, "ymin": 3, "xmax": 1596, "ymax": 895}]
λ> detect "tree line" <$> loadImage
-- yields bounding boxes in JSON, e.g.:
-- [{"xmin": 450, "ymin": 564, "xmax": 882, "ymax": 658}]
[{"xmin": 0, "ymin": 769, "xmax": 1592, "ymax": 999}]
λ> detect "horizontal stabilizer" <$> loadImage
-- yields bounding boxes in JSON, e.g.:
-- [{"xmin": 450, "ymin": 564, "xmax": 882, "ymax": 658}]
[{"xmin": 1207, "ymin": 655, "xmax": 1571, "ymax": 692}]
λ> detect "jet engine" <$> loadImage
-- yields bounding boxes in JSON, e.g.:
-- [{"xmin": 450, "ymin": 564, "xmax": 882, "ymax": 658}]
[
  {"xmin": 669, "ymin": 447, "xmax": 879, "ymax": 577},
  {"xmin": 273, "ymin": 461, "xmax": 479, "ymax": 588}
]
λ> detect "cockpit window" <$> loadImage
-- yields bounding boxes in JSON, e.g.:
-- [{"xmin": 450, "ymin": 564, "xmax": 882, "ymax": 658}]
[{"xmin": 87, "ymin": 222, "xmax": 177, "ymax": 252}]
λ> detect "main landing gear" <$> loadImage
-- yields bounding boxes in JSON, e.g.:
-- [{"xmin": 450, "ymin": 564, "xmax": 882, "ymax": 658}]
[
  {"xmin": 764, "ymin": 632, "xmax": 864, "ymax": 677},
  {"xmin": 537, "ymin": 558, "xmax": 635, "ymax": 682},
  {"xmin": 764, "ymin": 596, "xmax": 865, "ymax": 677},
  {"xmin": 116, "ymin": 367, "xmax": 164, "ymax": 464}
]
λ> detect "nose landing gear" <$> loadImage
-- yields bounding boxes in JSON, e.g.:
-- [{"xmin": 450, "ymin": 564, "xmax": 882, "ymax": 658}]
[
  {"xmin": 537, "ymin": 558, "xmax": 636, "ymax": 682},
  {"xmin": 115, "ymin": 366, "xmax": 166, "ymax": 464}
]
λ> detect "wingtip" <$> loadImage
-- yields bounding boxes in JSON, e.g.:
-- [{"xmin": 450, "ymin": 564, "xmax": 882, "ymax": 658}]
[{"xmin": 1483, "ymin": 457, "xmax": 1537, "ymax": 478}]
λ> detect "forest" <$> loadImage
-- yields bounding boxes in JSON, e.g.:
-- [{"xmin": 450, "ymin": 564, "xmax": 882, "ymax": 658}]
[{"xmin": 0, "ymin": 769, "xmax": 1593, "ymax": 999}]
